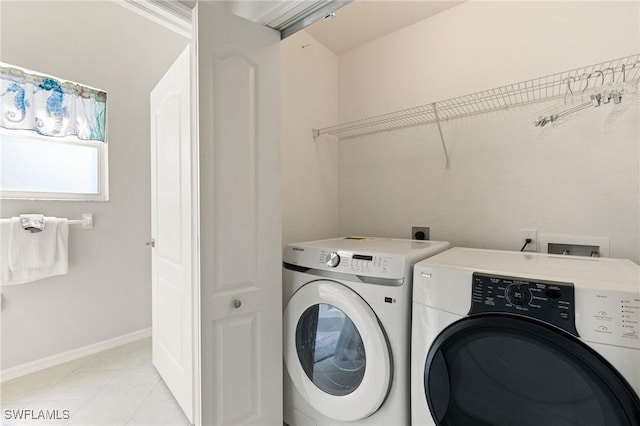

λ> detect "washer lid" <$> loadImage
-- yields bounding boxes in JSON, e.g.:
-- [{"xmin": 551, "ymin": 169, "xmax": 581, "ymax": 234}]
[{"xmin": 284, "ymin": 280, "xmax": 392, "ymax": 421}]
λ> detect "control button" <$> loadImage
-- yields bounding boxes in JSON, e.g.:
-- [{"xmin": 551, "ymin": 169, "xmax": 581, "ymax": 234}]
[
  {"xmin": 559, "ymin": 312, "xmax": 569, "ymax": 320},
  {"xmin": 325, "ymin": 252, "xmax": 341, "ymax": 268},
  {"xmin": 598, "ymin": 326, "xmax": 608, "ymax": 332},
  {"xmin": 623, "ymin": 329, "xmax": 637, "ymax": 336},
  {"xmin": 597, "ymin": 311, "xmax": 608, "ymax": 318},
  {"xmin": 505, "ymin": 284, "xmax": 532, "ymax": 306}
]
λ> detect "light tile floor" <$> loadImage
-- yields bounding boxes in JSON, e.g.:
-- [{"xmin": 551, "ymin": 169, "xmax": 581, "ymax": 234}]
[{"xmin": 1, "ymin": 338, "xmax": 190, "ymax": 426}]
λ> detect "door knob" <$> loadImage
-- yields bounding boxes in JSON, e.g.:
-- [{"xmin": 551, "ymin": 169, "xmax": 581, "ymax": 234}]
[
  {"xmin": 146, "ymin": 239, "xmax": 155, "ymax": 248},
  {"xmin": 232, "ymin": 299, "xmax": 242, "ymax": 309}
]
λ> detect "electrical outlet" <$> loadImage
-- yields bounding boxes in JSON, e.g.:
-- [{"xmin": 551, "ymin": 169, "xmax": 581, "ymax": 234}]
[
  {"xmin": 521, "ymin": 229, "xmax": 538, "ymax": 252},
  {"xmin": 412, "ymin": 227, "xmax": 430, "ymax": 240}
]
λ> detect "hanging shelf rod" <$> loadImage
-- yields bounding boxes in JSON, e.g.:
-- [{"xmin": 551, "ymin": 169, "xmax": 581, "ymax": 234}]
[{"xmin": 312, "ymin": 53, "xmax": 640, "ymax": 141}]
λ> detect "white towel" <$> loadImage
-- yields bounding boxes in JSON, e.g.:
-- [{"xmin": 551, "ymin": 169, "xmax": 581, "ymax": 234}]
[
  {"xmin": 9, "ymin": 217, "xmax": 57, "ymax": 270},
  {"xmin": 20, "ymin": 214, "xmax": 46, "ymax": 233},
  {"xmin": 1, "ymin": 217, "xmax": 69, "ymax": 285}
]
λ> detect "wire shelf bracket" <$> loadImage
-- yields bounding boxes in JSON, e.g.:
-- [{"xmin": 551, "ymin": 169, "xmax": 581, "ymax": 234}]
[
  {"xmin": 312, "ymin": 53, "xmax": 640, "ymax": 168},
  {"xmin": 432, "ymin": 102, "xmax": 450, "ymax": 169}
]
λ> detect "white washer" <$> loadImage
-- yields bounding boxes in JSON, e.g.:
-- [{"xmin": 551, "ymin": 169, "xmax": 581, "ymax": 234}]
[
  {"xmin": 411, "ymin": 247, "xmax": 640, "ymax": 426},
  {"xmin": 283, "ymin": 237, "xmax": 450, "ymax": 426}
]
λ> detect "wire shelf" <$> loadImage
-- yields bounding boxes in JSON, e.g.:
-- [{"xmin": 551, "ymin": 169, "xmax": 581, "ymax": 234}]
[{"xmin": 313, "ymin": 53, "xmax": 640, "ymax": 140}]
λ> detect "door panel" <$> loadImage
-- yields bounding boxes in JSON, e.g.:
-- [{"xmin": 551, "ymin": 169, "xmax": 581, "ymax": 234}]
[
  {"xmin": 151, "ymin": 46, "xmax": 193, "ymax": 423},
  {"xmin": 194, "ymin": 3, "xmax": 282, "ymax": 425},
  {"xmin": 155, "ymin": 93, "xmax": 182, "ymax": 264},
  {"xmin": 157, "ymin": 277, "xmax": 183, "ymax": 363},
  {"xmin": 215, "ymin": 54, "xmax": 257, "ymax": 291},
  {"xmin": 215, "ymin": 313, "xmax": 260, "ymax": 424}
]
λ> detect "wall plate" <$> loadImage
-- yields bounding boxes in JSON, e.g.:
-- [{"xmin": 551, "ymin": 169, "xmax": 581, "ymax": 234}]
[
  {"xmin": 412, "ymin": 226, "xmax": 430, "ymax": 240},
  {"xmin": 539, "ymin": 233, "xmax": 610, "ymax": 257}
]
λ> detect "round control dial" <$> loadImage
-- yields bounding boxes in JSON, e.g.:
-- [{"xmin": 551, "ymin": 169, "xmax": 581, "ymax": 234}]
[
  {"xmin": 325, "ymin": 252, "xmax": 341, "ymax": 268},
  {"xmin": 505, "ymin": 284, "xmax": 532, "ymax": 306}
]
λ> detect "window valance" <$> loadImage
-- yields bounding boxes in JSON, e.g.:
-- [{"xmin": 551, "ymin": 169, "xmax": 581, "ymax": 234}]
[{"xmin": 0, "ymin": 65, "xmax": 106, "ymax": 142}]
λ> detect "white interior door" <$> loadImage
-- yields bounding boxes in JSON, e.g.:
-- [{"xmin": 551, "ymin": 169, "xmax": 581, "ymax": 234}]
[
  {"xmin": 150, "ymin": 46, "xmax": 195, "ymax": 423},
  {"xmin": 194, "ymin": 3, "xmax": 282, "ymax": 425}
]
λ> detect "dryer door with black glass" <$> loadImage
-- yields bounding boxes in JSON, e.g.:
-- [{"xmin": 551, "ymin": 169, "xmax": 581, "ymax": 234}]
[
  {"xmin": 284, "ymin": 280, "xmax": 392, "ymax": 422},
  {"xmin": 423, "ymin": 315, "xmax": 640, "ymax": 426}
]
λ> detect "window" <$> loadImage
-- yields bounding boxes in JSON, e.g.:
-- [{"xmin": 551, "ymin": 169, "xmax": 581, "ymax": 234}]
[{"xmin": 0, "ymin": 64, "xmax": 108, "ymax": 200}]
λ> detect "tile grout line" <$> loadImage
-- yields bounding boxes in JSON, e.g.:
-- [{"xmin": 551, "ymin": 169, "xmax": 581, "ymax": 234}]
[
  {"xmin": 59, "ymin": 393, "xmax": 94, "ymax": 426},
  {"xmin": 2, "ymin": 340, "xmax": 173, "ymax": 426},
  {"xmin": 59, "ymin": 343, "xmax": 154, "ymax": 424},
  {"xmin": 60, "ymin": 366, "xmax": 124, "ymax": 425},
  {"xmin": 26, "ymin": 370, "xmax": 125, "ymax": 403},
  {"xmin": 3, "ymin": 354, "xmax": 96, "ymax": 407},
  {"xmin": 3, "ymin": 360, "xmax": 114, "ymax": 426},
  {"xmin": 122, "ymin": 371, "xmax": 162, "ymax": 426},
  {"xmin": 59, "ymin": 354, "xmax": 154, "ymax": 424}
]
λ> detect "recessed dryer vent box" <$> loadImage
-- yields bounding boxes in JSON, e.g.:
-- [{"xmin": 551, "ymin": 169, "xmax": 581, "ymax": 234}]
[{"xmin": 539, "ymin": 233, "xmax": 610, "ymax": 257}]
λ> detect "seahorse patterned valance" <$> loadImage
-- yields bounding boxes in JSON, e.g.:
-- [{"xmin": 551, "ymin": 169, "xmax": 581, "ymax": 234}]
[{"xmin": 0, "ymin": 65, "xmax": 106, "ymax": 142}]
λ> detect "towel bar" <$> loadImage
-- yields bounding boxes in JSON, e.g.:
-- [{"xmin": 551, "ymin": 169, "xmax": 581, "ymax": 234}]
[
  {"xmin": 67, "ymin": 213, "xmax": 93, "ymax": 229},
  {"xmin": 3, "ymin": 213, "xmax": 94, "ymax": 230}
]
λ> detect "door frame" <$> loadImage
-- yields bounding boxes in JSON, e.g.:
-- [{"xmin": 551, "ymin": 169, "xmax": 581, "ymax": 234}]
[
  {"xmin": 189, "ymin": 37, "xmax": 202, "ymax": 426},
  {"xmin": 115, "ymin": 0, "xmax": 192, "ymax": 39}
]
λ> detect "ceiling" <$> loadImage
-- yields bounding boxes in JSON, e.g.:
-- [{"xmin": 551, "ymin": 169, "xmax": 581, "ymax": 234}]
[
  {"xmin": 141, "ymin": 0, "xmax": 463, "ymax": 52},
  {"xmin": 304, "ymin": 0, "xmax": 464, "ymax": 54}
]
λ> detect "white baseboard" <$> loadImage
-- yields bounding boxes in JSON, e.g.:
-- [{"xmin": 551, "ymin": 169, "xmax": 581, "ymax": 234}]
[{"xmin": 0, "ymin": 327, "xmax": 152, "ymax": 382}]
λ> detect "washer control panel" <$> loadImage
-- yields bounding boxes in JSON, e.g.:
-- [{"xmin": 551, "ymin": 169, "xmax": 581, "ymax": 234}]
[
  {"xmin": 283, "ymin": 245, "xmax": 406, "ymax": 280},
  {"xmin": 469, "ymin": 273, "xmax": 578, "ymax": 336},
  {"xmin": 317, "ymin": 250, "xmax": 402, "ymax": 278}
]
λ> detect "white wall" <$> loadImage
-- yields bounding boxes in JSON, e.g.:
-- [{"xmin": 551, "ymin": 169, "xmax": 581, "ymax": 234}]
[
  {"xmin": 337, "ymin": 1, "xmax": 640, "ymax": 262},
  {"xmin": 281, "ymin": 31, "xmax": 340, "ymax": 245},
  {"xmin": 0, "ymin": 1, "xmax": 188, "ymax": 369}
]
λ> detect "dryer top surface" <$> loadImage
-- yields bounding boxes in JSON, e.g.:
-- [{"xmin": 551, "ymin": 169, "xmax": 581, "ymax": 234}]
[{"xmin": 418, "ymin": 247, "xmax": 639, "ymax": 290}]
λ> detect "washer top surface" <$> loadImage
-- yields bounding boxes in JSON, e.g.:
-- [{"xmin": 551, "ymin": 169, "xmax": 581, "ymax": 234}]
[
  {"xmin": 289, "ymin": 236, "xmax": 449, "ymax": 258},
  {"xmin": 419, "ymin": 247, "xmax": 639, "ymax": 291},
  {"xmin": 285, "ymin": 237, "xmax": 450, "ymax": 281}
]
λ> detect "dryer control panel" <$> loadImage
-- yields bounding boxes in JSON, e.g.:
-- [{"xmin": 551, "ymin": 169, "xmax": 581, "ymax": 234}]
[
  {"xmin": 469, "ymin": 273, "xmax": 579, "ymax": 336},
  {"xmin": 578, "ymin": 288, "xmax": 640, "ymax": 349}
]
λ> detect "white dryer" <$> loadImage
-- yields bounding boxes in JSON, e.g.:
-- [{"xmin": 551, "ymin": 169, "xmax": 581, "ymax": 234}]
[
  {"xmin": 411, "ymin": 247, "xmax": 640, "ymax": 426},
  {"xmin": 283, "ymin": 237, "xmax": 450, "ymax": 426}
]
